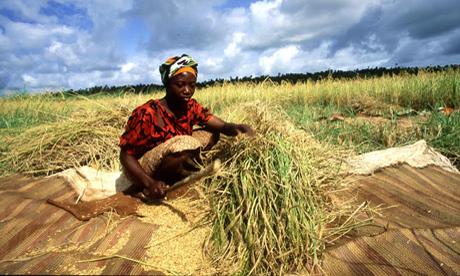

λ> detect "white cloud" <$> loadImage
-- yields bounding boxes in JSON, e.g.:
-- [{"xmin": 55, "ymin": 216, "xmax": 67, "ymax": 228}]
[
  {"xmin": 21, "ymin": 74, "xmax": 37, "ymax": 86},
  {"xmin": 46, "ymin": 41, "xmax": 79, "ymax": 64},
  {"xmin": 121, "ymin": 62, "xmax": 136, "ymax": 73},
  {"xmin": 1, "ymin": 0, "xmax": 460, "ymax": 94},
  {"xmin": 333, "ymin": 46, "xmax": 389, "ymax": 70},
  {"xmin": 238, "ymin": 0, "xmax": 377, "ymax": 50},
  {"xmin": 0, "ymin": 18, "xmax": 75, "ymax": 52},
  {"xmin": 0, "ymin": 0, "xmax": 53, "ymax": 24},
  {"xmin": 250, "ymin": 0, "xmax": 283, "ymax": 22},
  {"xmin": 224, "ymin": 32, "xmax": 245, "ymax": 58},
  {"xmin": 259, "ymin": 45, "xmax": 300, "ymax": 74},
  {"xmin": 204, "ymin": 57, "xmax": 224, "ymax": 71}
]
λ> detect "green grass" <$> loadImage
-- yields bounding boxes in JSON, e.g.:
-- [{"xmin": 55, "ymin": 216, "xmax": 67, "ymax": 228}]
[
  {"xmin": 285, "ymin": 102, "xmax": 460, "ymax": 168},
  {"xmin": 285, "ymin": 103, "xmax": 409, "ymax": 150},
  {"xmin": 0, "ymin": 95, "xmax": 71, "ymax": 132},
  {"xmin": 420, "ymin": 112, "xmax": 460, "ymax": 167}
]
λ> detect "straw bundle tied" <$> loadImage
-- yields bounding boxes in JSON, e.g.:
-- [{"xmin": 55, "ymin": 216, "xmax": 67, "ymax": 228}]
[{"xmin": 200, "ymin": 102, "xmax": 371, "ymax": 274}]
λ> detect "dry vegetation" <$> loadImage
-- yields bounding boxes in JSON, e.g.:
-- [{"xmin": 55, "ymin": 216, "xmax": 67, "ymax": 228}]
[
  {"xmin": 0, "ymin": 68, "xmax": 459, "ymax": 274},
  {"xmin": 201, "ymin": 103, "xmax": 368, "ymax": 274}
]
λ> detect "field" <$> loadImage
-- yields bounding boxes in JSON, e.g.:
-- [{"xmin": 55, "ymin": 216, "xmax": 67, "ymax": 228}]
[{"xmin": 1, "ymin": 68, "xmax": 459, "ymax": 274}]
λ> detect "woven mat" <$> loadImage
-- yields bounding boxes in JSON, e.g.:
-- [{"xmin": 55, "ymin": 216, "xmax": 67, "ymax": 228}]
[
  {"xmin": 2, "ymin": 164, "xmax": 459, "ymax": 274},
  {"xmin": 323, "ymin": 165, "xmax": 460, "ymax": 275},
  {"xmin": 0, "ymin": 175, "xmax": 162, "ymax": 275}
]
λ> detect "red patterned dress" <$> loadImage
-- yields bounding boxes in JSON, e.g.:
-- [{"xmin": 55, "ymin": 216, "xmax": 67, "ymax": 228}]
[{"xmin": 119, "ymin": 99, "xmax": 213, "ymax": 159}]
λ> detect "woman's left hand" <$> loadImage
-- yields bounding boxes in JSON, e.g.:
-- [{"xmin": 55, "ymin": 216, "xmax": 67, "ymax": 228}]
[
  {"xmin": 236, "ymin": 124, "xmax": 255, "ymax": 136},
  {"xmin": 205, "ymin": 116, "xmax": 255, "ymax": 137}
]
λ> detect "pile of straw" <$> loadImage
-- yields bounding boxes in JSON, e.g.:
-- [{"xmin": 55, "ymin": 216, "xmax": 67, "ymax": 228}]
[
  {"xmin": 1, "ymin": 106, "xmax": 129, "ymax": 175},
  {"xmin": 202, "ymin": 102, "xmax": 370, "ymax": 274}
]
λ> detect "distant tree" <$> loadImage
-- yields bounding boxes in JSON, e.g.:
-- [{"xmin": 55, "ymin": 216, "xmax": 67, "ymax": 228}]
[{"xmin": 57, "ymin": 64, "xmax": 459, "ymax": 96}]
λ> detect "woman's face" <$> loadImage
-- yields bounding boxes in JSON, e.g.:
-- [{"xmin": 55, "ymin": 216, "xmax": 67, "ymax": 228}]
[{"xmin": 166, "ymin": 71, "xmax": 196, "ymax": 103}]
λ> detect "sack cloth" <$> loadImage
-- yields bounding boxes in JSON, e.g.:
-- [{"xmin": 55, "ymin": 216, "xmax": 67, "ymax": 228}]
[
  {"xmin": 345, "ymin": 140, "xmax": 459, "ymax": 175},
  {"xmin": 48, "ymin": 130, "xmax": 215, "ymax": 220}
]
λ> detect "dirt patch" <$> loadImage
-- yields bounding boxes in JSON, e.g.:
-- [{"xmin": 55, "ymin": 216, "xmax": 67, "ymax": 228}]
[{"xmin": 344, "ymin": 113, "xmax": 428, "ymax": 129}]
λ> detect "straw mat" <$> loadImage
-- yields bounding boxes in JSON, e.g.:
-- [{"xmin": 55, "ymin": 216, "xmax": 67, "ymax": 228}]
[{"xmin": 323, "ymin": 165, "xmax": 460, "ymax": 275}]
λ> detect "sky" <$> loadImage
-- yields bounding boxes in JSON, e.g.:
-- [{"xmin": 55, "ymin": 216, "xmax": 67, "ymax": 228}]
[{"xmin": 0, "ymin": 0, "xmax": 459, "ymax": 94}]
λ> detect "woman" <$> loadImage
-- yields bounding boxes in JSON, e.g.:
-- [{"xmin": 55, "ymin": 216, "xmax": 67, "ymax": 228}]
[{"xmin": 119, "ymin": 54, "xmax": 254, "ymax": 199}]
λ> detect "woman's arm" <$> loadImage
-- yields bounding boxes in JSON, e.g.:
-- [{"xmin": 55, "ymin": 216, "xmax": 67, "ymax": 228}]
[
  {"xmin": 120, "ymin": 149, "xmax": 167, "ymax": 198},
  {"xmin": 204, "ymin": 116, "xmax": 255, "ymax": 136}
]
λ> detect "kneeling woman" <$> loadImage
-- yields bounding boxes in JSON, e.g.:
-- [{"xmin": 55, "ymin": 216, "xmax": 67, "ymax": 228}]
[{"xmin": 119, "ymin": 54, "xmax": 254, "ymax": 199}]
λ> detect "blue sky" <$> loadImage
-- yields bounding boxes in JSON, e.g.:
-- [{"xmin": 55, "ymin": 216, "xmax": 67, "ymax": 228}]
[{"xmin": 0, "ymin": 0, "xmax": 459, "ymax": 94}]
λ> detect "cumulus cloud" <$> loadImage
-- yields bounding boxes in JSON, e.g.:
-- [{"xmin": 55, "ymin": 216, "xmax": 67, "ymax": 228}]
[
  {"xmin": 0, "ymin": 0, "xmax": 134, "ymax": 92},
  {"xmin": 241, "ymin": 0, "xmax": 376, "ymax": 50},
  {"xmin": 259, "ymin": 45, "xmax": 300, "ymax": 74},
  {"xmin": 0, "ymin": 0, "xmax": 459, "ymax": 94},
  {"xmin": 127, "ymin": 0, "xmax": 226, "ymax": 51},
  {"xmin": 329, "ymin": 0, "xmax": 460, "ymax": 65},
  {"xmin": 224, "ymin": 32, "xmax": 245, "ymax": 58}
]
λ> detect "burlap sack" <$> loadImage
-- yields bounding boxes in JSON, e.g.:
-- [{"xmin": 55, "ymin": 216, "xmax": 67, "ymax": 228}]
[{"xmin": 139, "ymin": 131, "xmax": 209, "ymax": 176}]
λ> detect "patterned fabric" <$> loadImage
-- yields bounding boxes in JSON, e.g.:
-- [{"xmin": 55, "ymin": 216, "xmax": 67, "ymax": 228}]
[
  {"xmin": 159, "ymin": 54, "xmax": 198, "ymax": 85},
  {"xmin": 119, "ymin": 98, "xmax": 212, "ymax": 158}
]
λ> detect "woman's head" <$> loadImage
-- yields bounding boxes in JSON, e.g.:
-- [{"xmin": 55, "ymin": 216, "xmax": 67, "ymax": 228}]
[
  {"xmin": 159, "ymin": 54, "xmax": 198, "ymax": 86},
  {"xmin": 166, "ymin": 71, "xmax": 196, "ymax": 103},
  {"xmin": 160, "ymin": 54, "xmax": 198, "ymax": 104}
]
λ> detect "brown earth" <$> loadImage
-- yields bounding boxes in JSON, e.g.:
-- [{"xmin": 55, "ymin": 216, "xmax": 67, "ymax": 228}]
[{"xmin": 345, "ymin": 114, "xmax": 427, "ymax": 129}]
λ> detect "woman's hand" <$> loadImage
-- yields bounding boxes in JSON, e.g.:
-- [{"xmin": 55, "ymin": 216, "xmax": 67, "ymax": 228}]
[
  {"xmin": 235, "ymin": 124, "xmax": 255, "ymax": 136},
  {"xmin": 143, "ymin": 178, "xmax": 168, "ymax": 199},
  {"xmin": 223, "ymin": 123, "xmax": 255, "ymax": 136},
  {"xmin": 205, "ymin": 116, "xmax": 255, "ymax": 137},
  {"xmin": 120, "ymin": 149, "xmax": 168, "ymax": 199}
]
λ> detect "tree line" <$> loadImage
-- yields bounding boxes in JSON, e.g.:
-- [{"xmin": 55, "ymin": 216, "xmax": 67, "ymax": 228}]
[{"xmin": 62, "ymin": 64, "xmax": 459, "ymax": 96}]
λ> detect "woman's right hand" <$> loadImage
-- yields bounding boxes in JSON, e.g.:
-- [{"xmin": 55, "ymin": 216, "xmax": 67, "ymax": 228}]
[{"xmin": 144, "ymin": 178, "xmax": 167, "ymax": 199}]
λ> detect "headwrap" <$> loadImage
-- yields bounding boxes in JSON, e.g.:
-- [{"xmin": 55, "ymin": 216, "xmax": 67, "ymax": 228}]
[{"xmin": 159, "ymin": 54, "xmax": 198, "ymax": 85}]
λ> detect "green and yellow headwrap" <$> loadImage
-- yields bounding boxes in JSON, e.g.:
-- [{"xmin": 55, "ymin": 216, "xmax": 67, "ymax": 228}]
[{"xmin": 159, "ymin": 54, "xmax": 198, "ymax": 85}]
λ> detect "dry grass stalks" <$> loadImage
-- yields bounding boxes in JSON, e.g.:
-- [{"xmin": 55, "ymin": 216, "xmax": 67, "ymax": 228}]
[
  {"xmin": 200, "ymin": 102, "xmax": 371, "ymax": 274},
  {"xmin": 1, "ymin": 106, "xmax": 130, "ymax": 175}
]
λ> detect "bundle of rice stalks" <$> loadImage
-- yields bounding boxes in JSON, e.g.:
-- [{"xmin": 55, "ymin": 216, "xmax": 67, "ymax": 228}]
[
  {"xmin": 202, "ymin": 102, "xmax": 371, "ymax": 274},
  {"xmin": 1, "ymin": 106, "xmax": 130, "ymax": 175}
]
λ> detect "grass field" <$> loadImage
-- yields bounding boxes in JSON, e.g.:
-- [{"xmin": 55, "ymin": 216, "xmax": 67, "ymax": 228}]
[{"xmin": 0, "ymin": 68, "xmax": 459, "ymax": 274}]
